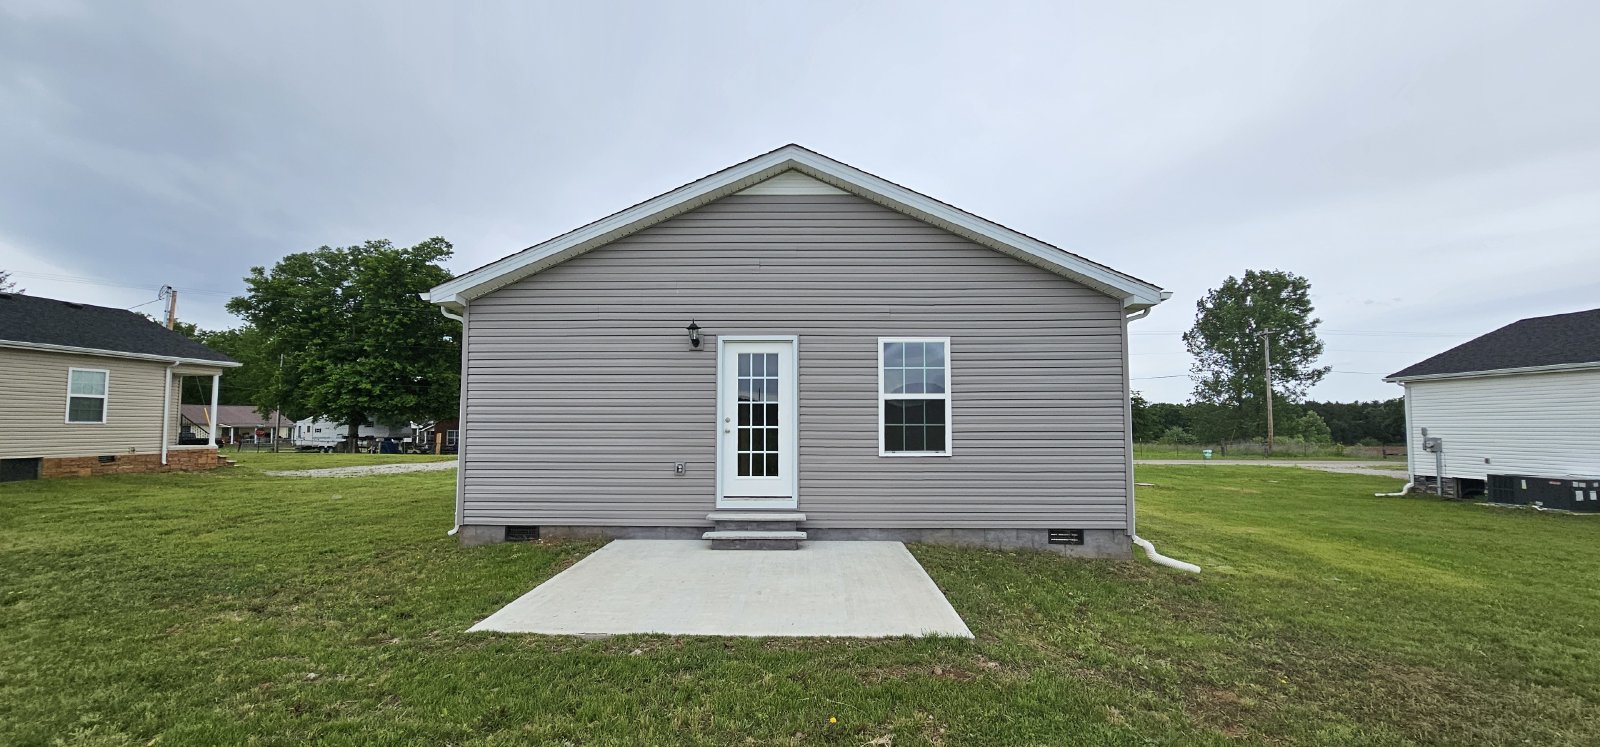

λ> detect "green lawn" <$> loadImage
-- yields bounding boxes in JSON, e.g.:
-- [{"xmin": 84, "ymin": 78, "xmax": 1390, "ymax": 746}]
[
  {"xmin": 2, "ymin": 463, "xmax": 1596, "ymax": 745},
  {"xmin": 224, "ymin": 448, "xmax": 456, "ymax": 472}
]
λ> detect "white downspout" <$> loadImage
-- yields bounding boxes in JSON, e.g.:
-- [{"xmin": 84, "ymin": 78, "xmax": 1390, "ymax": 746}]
[
  {"xmin": 437, "ymin": 302, "xmax": 466, "ymax": 536},
  {"xmin": 1125, "ymin": 297, "xmax": 1201, "ymax": 574},
  {"xmin": 159, "ymin": 360, "xmax": 180, "ymax": 465},
  {"xmin": 206, "ymin": 372, "xmax": 221, "ymax": 448}
]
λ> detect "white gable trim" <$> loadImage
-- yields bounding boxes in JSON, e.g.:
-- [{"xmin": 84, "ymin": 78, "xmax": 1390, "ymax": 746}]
[{"xmin": 427, "ymin": 145, "xmax": 1166, "ymax": 310}]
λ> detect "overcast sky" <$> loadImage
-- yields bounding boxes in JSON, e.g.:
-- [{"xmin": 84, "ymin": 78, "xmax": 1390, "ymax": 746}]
[{"xmin": 3, "ymin": 1, "xmax": 1596, "ymax": 402}]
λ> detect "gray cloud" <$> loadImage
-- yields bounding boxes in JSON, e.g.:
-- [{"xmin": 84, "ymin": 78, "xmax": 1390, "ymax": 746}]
[{"xmin": 2, "ymin": 0, "xmax": 1595, "ymax": 402}]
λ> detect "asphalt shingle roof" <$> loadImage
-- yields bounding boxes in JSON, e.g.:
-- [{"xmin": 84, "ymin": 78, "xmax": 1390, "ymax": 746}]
[
  {"xmin": 0, "ymin": 293, "xmax": 235, "ymax": 364},
  {"xmin": 1387, "ymin": 307, "xmax": 1600, "ymax": 379}
]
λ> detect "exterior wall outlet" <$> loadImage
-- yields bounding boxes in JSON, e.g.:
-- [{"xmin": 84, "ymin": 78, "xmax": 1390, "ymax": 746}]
[{"xmin": 674, "ymin": 462, "xmax": 686, "ymax": 476}]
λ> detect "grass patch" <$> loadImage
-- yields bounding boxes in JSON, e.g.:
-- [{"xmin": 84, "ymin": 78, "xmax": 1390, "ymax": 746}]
[
  {"xmin": 225, "ymin": 449, "xmax": 456, "ymax": 472},
  {"xmin": 2, "ymin": 465, "xmax": 1596, "ymax": 744}
]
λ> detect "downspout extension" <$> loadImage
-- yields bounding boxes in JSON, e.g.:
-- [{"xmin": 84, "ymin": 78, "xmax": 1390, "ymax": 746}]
[
  {"xmin": 1132, "ymin": 536, "xmax": 1202, "ymax": 573},
  {"xmin": 1376, "ymin": 482, "xmax": 1415, "ymax": 497}
]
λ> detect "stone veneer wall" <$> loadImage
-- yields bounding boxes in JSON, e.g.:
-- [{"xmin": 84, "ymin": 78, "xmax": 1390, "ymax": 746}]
[{"xmin": 39, "ymin": 448, "xmax": 229, "ymax": 478}]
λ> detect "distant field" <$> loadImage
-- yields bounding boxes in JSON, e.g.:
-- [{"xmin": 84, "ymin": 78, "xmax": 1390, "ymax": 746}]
[{"xmin": 1134, "ymin": 442, "xmax": 1406, "ymax": 461}]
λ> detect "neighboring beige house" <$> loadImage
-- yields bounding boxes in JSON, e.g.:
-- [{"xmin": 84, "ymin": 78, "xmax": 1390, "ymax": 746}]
[
  {"xmin": 426, "ymin": 145, "xmax": 1170, "ymax": 556},
  {"xmin": 0, "ymin": 293, "xmax": 239, "ymax": 480}
]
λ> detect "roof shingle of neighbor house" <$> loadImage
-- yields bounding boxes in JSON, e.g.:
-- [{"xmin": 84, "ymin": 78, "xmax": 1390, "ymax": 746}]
[
  {"xmin": 0, "ymin": 292, "xmax": 236, "ymax": 364},
  {"xmin": 1387, "ymin": 307, "xmax": 1600, "ymax": 380}
]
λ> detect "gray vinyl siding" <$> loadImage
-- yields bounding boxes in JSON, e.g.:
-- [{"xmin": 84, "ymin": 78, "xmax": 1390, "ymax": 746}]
[{"xmin": 462, "ymin": 193, "xmax": 1130, "ymax": 529}]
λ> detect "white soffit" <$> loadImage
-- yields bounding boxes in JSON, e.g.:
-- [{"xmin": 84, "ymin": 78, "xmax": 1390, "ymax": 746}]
[{"xmin": 428, "ymin": 145, "xmax": 1166, "ymax": 309}]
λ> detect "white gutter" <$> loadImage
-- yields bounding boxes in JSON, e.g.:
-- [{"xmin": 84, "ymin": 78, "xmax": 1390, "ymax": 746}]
[
  {"xmin": 159, "ymin": 359, "xmax": 180, "ymax": 465},
  {"xmin": 1385, "ymin": 360, "xmax": 1600, "ymax": 383}
]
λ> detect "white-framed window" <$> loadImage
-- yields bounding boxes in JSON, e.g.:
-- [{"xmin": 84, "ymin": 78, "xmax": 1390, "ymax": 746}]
[
  {"xmin": 65, "ymin": 368, "xmax": 109, "ymax": 424},
  {"xmin": 878, "ymin": 338, "xmax": 951, "ymax": 456},
  {"xmin": 445, "ymin": 429, "xmax": 459, "ymax": 447}
]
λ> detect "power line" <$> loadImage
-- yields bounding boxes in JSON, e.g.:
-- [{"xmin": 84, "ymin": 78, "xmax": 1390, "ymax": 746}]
[{"xmin": 11, "ymin": 270, "xmax": 236, "ymax": 296}]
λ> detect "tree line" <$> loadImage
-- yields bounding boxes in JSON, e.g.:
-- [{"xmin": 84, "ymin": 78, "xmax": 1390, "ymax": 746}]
[{"xmin": 1132, "ymin": 394, "xmax": 1404, "ymax": 446}]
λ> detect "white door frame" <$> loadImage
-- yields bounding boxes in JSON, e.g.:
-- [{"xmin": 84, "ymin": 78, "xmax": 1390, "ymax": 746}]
[{"xmin": 715, "ymin": 335, "xmax": 799, "ymax": 509}]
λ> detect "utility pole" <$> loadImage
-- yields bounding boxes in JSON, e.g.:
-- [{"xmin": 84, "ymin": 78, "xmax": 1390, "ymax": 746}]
[
  {"xmin": 273, "ymin": 353, "xmax": 284, "ymax": 453},
  {"xmin": 160, "ymin": 285, "xmax": 178, "ymax": 329},
  {"xmin": 1259, "ymin": 329, "xmax": 1274, "ymax": 457}
]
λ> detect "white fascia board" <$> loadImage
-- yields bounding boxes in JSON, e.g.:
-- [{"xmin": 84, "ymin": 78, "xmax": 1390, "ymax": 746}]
[
  {"xmin": 1384, "ymin": 360, "xmax": 1600, "ymax": 383},
  {"xmin": 427, "ymin": 145, "xmax": 1166, "ymax": 308},
  {"xmin": 0, "ymin": 340, "xmax": 242, "ymax": 368}
]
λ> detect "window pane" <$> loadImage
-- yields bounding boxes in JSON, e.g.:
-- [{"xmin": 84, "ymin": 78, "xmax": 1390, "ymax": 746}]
[
  {"xmin": 766, "ymin": 377, "xmax": 778, "ymax": 400},
  {"xmin": 883, "ymin": 342, "xmax": 904, "ymax": 368},
  {"xmin": 738, "ymin": 403, "xmax": 750, "ymax": 426},
  {"xmin": 906, "ymin": 342, "xmax": 925, "ymax": 367},
  {"xmin": 884, "ymin": 400, "xmax": 906, "ymax": 427},
  {"xmin": 925, "ymin": 342, "xmax": 945, "ymax": 367},
  {"xmin": 749, "ymin": 378, "xmax": 764, "ymax": 402},
  {"xmin": 750, "ymin": 403, "xmax": 764, "ymax": 426},
  {"xmin": 884, "ymin": 423, "xmax": 904, "ymax": 452},
  {"xmin": 749, "ymin": 427, "xmax": 764, "ymax": 451},
  {"xmin": 751, "ymin": 354, "xmax": 764, "ymax": 376},
  {"xmin": 738, "ymin": 378, "xmax": 752, "ymax": 401},
  {"xmin": 738, "ymin": 428, "xmax": 750, "ymax": 451},
  {"xmin": 924, "ymin": 367, "xmax": 945, "ymax": 393},
  {"xmin": 68, "ymin": 396, "xmax": 104, "ymax": 423},
  {"xmin": 765, "ymin": 427, "xmax": 778, "ymax": 452},
  {"xmin": 766, "ymin": 354, "xmax": 778, "ymax": 377},
  {"xmin": 925, "ymin": 425, "xmax": 946, "ymax": 451},
  {"xmin": 741, "ymin": 453, "xmax": 754, "ymax": 477},
  {"xmin": 765, "ymin": 453, "xmax": 779, "ymax": 477},
  {"xmin": 926, "ymin": 399, "xmax": 946, "ymax": 425},
  {"xmin": 69, "ymin": 370, "xmax": 107, "ymax": 396},
  {"xmin": 905, "ymin": 424, "xmax": 926, "ymax": 452},
  {"xmin": 766, "ymin": 404, "xmax": 778, "ymax": 427},
  {"xmin": 739, "ymin": 354, "xmax": 751, "ymax": 377},
  {"xmin": 884, "ymin": 369, "xmax": 903, "ymax": 395}
]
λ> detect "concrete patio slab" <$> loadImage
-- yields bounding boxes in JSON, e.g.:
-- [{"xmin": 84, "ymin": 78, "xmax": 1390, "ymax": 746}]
[{"xmin": 469, "ymin": 540, "xmax": 973, "ymax": 638}]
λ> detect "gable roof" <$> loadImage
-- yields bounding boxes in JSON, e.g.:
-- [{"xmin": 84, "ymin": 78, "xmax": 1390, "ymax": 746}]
[
  {"xmin": 0, "ymin": 292, "xmax": 238, "ymax": 366},
  {"xmin": 426, "ymin": 144, "xmax": 1168, "ymax": 311},
  {"xmin": 1386, "ymin": 307, "xmax": 1600, "ymax": 381}
]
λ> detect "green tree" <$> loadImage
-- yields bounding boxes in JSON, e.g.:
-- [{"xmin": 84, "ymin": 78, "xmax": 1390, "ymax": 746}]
[
  {"xmin": 1130, "ymin": 391, "xmax": 1158, "ymax": 442},
  {"xmin": 227, "ymin": 238, "xmax": 460, "ymax": 450},
  {"xmin": 0, "ymin": 269, "xmax": 18, "ymax": 293},
  {"xmin": 1290, "ymin": 410, "xmax": 1334, "ymax": 445},
  {"xmin": 1182, "ymin": 270, "xmax": 1329, "ymax": 443}
]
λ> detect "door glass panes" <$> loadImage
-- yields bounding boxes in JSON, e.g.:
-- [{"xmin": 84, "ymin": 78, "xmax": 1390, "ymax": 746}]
[{"xmin": 736, "ymin": 352, "xmax": 780, "ymax": 477}]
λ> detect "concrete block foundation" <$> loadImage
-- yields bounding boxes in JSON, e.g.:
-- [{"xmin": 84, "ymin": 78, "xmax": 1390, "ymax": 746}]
[{"xmin": 458, "ymin": 524, "xmax": 1132, "ymax": 559}]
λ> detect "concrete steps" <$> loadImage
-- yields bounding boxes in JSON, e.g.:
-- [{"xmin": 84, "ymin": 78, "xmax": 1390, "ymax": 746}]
[{"xmin": 703, "ymin": 511, "xmax": 807, "ymax": 550}]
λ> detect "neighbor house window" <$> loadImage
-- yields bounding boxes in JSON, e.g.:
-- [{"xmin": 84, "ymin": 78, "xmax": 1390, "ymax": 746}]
[
  {"xmin": 66, "ymin": 368, "xmax": 109, "ymax": 424},
  {"xmin": 445, "ymin": 430, "xmax": 458, "ymax": 447},
  {"xmin": 879, "ymin": 338, "xmax": 951, "ymax": 456}
]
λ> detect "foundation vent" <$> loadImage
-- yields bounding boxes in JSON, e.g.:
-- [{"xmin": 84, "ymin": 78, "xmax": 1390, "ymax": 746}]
[
  {"xmin": 506, "ymin": 526, "xmax": 540, "ymax": 542},
  {"xmin": 98, "ymin": 455, "xmax": 117, "ymax": 464},
  {"xmin": 1048, "ymin": 529, "xmax": 1084, "ymax": 545}
]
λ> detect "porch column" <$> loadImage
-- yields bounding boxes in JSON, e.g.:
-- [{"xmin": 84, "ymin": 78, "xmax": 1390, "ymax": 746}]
[{"xmin": 207, "ymin": 372, "xmax": 221, "ymax": 447}]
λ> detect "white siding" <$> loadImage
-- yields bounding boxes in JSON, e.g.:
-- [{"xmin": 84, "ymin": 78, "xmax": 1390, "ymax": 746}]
[{"xmin": 1405, "ymin": 368, "xmax": 1600, "ymax": 480}]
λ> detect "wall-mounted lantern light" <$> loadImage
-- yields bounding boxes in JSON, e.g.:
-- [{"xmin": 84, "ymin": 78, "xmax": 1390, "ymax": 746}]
[{"xmin": 686, "ymin": 320, "xmax": 702, "ymax": 349}]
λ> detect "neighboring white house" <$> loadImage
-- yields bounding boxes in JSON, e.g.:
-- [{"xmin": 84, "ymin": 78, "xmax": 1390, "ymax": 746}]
[{"xmin": 1385, "ymin": 307, "xmax": 1600, "ymax": 510}]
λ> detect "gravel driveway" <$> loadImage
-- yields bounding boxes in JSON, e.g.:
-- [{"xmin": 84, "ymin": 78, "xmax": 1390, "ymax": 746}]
[{"xmin": 264, "ymin": 461, "xmax": 458, "ymax": 478}]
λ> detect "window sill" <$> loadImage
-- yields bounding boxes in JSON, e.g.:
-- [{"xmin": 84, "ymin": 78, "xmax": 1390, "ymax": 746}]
[{"xmin": 879, "ymin": 451, "xmax": 952, "ymax": 458}]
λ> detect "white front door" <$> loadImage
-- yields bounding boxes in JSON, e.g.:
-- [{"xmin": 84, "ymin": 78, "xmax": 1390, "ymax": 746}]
[{"xmin": 717, "ymin": 338, "xmax": 798, "ymax": 509}]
